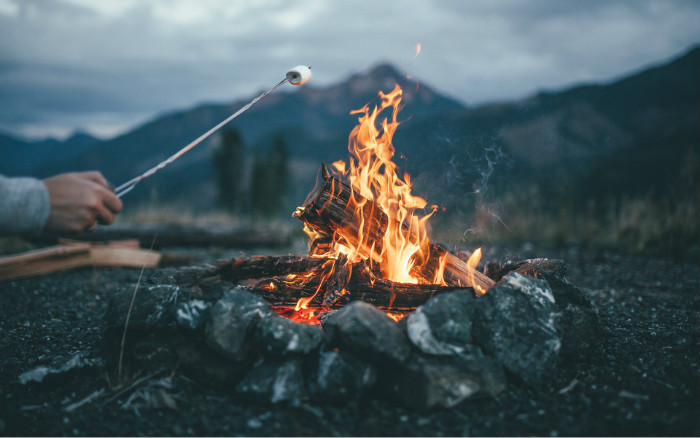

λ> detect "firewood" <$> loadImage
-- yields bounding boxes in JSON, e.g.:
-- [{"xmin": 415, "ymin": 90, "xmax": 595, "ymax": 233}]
[
  {"xmin": 294, "ymin": 165, "xmax": 495, "ymax": 291},
  {"xmin": 213, "ymin": 254, "xmax": 332, "ymax": 283},
  {"xmin": 323, "ymin": 253, "xmax": 351, "ymax": 305},
  {"xmin": 0, "ymin": 241, "xmax": 161, "ymax": 281}
]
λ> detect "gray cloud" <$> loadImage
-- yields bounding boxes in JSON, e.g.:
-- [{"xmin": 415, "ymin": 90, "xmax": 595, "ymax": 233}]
[{"xmin": 1, "ymin": 0, "xmax": 698, "ymax": 139}]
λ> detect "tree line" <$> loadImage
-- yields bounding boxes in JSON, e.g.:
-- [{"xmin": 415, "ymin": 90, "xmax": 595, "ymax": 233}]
[{"xmin": 212, "ymin": 128, "xmax": 290, "ymax": 216}]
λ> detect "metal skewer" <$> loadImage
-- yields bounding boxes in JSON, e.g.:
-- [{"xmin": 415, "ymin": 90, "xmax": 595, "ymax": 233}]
[{"xmin": 114, "ymin": 67, "xmax": 309, "ymax": 198}]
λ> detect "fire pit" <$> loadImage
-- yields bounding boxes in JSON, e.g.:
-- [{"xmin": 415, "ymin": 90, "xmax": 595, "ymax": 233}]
[{"xmin": 98, "ymin": 85, "xmax": 601, "ymax": 410}]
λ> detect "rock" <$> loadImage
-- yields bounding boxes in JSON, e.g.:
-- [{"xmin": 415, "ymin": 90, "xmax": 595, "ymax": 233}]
[
  {"xmin": 533, "ymin": 273, "xmax": 602, "ymax": 359},
  {"xmin": 324, "ymin": 301, "xmax": 411, "ymax": 365},
  {"xmin": 392, "ymin": 348, "xmax": 506, "ymax": 410},
  {"xmin": 485, "ymin": 258, "xmax": 567, "ymax": 284},
  {"xmin": 175, "ymin": 299, "xmax": 210, "ymax": 330},
  {"xmin": 308, "ymin": 349, "xmax": 377, "ymax": 400},
  {"xmin": 18, "ymin": 353, "xmax": 103, "ymax": 385},
  {"xmin": 103, "ymin": 284, "xmax": 184, "ymax": 333},
  {"xmin": 405, "ymin": 289, "xmax": 475, "ymax": 355},
  {"xmin": 472, "ymin": 272, "xmax": 560, "ymax": 385},
  {"xmin": 205, "ymin": 287, "xmax": 273, "ymax": 361},
  {"xmin": 236, "ymin": 358, "xmax": 307, "ymax": 404},
  {"xmin": 174, "ymin": 339, "xmax": 250, "ymax": 387},
  {"xmin": 514, "ymin": 258, "xmax": 568, "ymax": 280},
  {"xmin": 254, "ymin": 313, "xmax": 323, "ymax": 357},
  {"xmin": 556, "ymin": 303, "xmax": 603, "ymax": 360}
]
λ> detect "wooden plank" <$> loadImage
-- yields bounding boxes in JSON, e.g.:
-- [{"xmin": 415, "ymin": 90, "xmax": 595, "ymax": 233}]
[{"xmin": 0, "ymin": 241, "xmax": 161, "ymax": 281}]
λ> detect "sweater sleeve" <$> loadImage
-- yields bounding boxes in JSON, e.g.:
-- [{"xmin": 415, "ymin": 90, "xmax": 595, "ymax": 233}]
[{"xmin": 0, "ymin": 174, "xmax": 51, "ymax": 236}]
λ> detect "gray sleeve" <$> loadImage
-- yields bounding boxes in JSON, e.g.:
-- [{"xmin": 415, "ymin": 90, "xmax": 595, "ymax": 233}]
[{"xmin": 0, "ymin": 174, "xmax": 51, "ymax": 235}]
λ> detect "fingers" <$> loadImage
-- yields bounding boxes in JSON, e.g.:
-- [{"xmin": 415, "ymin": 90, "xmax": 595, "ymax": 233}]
[
  {"xmin": 92, "ymin": 186, "xmax": 122, "ymax": 226},
  {"xmin": 79, "ymin": 171, "xmax": 110, "ymax": 188},
  {"xmin": 102, "ymin": 189, "xmax": 124, "ymax": 214}
]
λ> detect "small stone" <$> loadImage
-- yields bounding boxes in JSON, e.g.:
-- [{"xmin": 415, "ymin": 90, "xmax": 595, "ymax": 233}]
[
  {"xmin": 309, "ymin": 350, "xmax": 377, "ymax": 400},
  {"xmin": 174, "ymin": 339, "xmax": 250, "ymax": 387},
  {"xmin": 406, "ymin": 290, "xmax": 475, "ymax": 356},
  {"xmin": 175, "ymin": 299, "xmax": 210, "ymax": 330},
  {"xmin": 393, "ymin": 349, "xmax": 506, "ymax": 410},
  {"xmin": 254, "ymin": 314, "xmax": 323, "ymax": 358},
  {"xmin": 472, "ymin": 272, "xmax": 560, "ymax": 385},
  {"xmin": 236, "ymin": 358, "xmax": 307, "ymax": 404},
  {"xmin": 324, "ymin": 301, "xmax": 411, "ymax": 365},
  {"xmin": 18, "ymin": 353, "xmax": 103, "ymax": 385},
  {"xmin": 205, "ymin": 287, "xmax": 273, "ymax": 361}
]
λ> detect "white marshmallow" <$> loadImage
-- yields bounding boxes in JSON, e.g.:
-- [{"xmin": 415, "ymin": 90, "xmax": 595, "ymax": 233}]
[{"xmin": 286, "ymin": 65, "xmax": 312, "ymax": 86}]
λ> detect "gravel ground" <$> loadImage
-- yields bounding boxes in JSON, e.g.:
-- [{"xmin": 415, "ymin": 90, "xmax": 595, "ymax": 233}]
[{"xmin": 0, "ymin": 245, "xmax": 698, "ymax": 436}]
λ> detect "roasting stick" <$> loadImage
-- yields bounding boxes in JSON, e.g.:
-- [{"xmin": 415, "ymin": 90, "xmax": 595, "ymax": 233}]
[{"xmin": 114, "ymin": 66, "xmax": 312, "ymax": 198}]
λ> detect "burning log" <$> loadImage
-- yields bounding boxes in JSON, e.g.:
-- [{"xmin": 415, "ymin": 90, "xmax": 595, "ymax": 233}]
[
  {"xmin": 294, "ymin": 165, "xmax": 496, "ymax": 292},
  {"xmin": 212, "ymin": 254, "xmax": 331, "ymax": 283}
]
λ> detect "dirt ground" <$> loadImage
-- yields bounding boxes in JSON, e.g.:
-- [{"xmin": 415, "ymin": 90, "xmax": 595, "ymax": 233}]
[{"xmin": 1, "ymin": 244, "xmax": 698, "ymax": 437}]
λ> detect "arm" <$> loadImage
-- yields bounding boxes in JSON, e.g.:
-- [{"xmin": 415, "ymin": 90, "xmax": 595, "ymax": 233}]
[
  {"xmin": 0, "ymin": 172, "xmax": 123, "ymax": 236},
  {"xmin": 0, "ymin": 174, "xmax": 50, "ymax": 235},
  {"xmin": 42, "ymin": 172, "xmax": 123, "ymax": 234}
]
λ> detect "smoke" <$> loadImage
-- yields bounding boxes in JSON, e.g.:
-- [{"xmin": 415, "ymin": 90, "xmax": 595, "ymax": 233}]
[{"xmin": 410, "ymin": 126, "xmax": 513, "ymax": 239}]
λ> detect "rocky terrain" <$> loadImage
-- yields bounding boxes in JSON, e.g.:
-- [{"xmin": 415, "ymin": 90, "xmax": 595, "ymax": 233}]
[{"xmin": 1, "ymin": 245, "xmax": 698, "ymax": 436}]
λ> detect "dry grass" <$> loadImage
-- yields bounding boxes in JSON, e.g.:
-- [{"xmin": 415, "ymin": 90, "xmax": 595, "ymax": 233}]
[{"xmin": 430, "ymin": 186, "xmax": 699, "ymax": 260}]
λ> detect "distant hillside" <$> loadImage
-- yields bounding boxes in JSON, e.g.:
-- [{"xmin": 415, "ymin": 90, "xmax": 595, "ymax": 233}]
[
  {"xmin": 1, "ymin": 47, "xmax": 698, "ymax": 255},
  {"xmin": 395, "ymin": 46, "xmax": 699, "ymax": 205},
  {"xmin": 0, "ymin": 131, "xmax": 98, "ymax": 177},
  {"xmin": 13, "ymin": 63, "xmax": 461, "ymax": 206}
]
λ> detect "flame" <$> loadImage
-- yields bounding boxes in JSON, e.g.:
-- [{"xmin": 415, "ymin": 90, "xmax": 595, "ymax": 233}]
[
  {"xmin": 277, "ymin": 84, "xmax": 489, "ymax": 324},
  {"xmin": 467, "ymin": 247, "xmax": 486, "ymax": 295},
  {"xmin": 330, "ymin": 84, "xmax": 441, "ymax": 284},
  {"xmin": 415, "ymin": 43, "xmax": 421, "ymax": 57}
]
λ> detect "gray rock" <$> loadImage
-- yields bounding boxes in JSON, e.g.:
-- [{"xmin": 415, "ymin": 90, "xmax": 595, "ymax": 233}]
[
  {"xmin": 531, "ymin": 273, "xmax": 602, "ymax": 359},
  {"xmin": 406, "ymin": 290, "xmax": 475, "ymax": 355},
  {"xmin": 393, "ymin": 348, "xmax": 506, "ymax": 410},
  {"xmin": 19, "ymin": 353, "xmax": 103, "ymax": 385},
  {"xmin": 472, "ymin": 272, "xmax": 560, "ymax": 385},
  {"xmin": 175, "ymin": 339, "xmax": 251, "ymax": 387},
  {"xmin": 175, "ymin": 299, "xmax": 210, "ymax": 330},
  {"xmin": 556, "ymin": 303, "xmax": 603, "ymax": 359},
  {"xmin": 254, "ymin": 313, "xmax": 323, "ymax": 357},
  {"xmin": 104, "ymin": 284, "xmax": 185, "ymax": 333},
  {"xmin": 324, "ymin": 301, "xmax": 411, "ymax": 365},
  {"xmin": 236, "ymin": 358, "xmax": 307, "ymax": 404},
  {"xmin": 205, "ymin": 287, "xmax": 273, "ymax": 361},
  {"xmin": 309, "ymin": 350, "xmax": 377, "ymax": 400}
]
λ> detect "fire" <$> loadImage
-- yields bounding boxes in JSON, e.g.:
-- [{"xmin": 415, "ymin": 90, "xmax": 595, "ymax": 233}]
[
  {"xmin": 415, "ymin": 43, "xmax": 421, "ymax": 57},
  {"xmin": 467, "ymin": 247, "xmax": 486, "ymax": 296},
  {"xmin": 330, "ymin": 84, "xmax": 440, "ymax": 284},
  {"xmin": 287, "ymin": 84, "xmax": 487, "ymax": 318}
]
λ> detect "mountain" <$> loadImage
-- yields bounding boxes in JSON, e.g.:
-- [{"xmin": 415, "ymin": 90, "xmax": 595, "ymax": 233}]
[
  {"xmin": 0, "ymin": 131, "xmax": 98, "ymax": 177},
  {"xmin": 17, "ymin": 63, "xmax": 462, "ymax": 205},
  {"xmin": 2, "ymin": 47, "xmax": 698, "ymax": 223},
  {"xmin": 393, "ymin": 47, "xmax": 700, "ymax": 209}
]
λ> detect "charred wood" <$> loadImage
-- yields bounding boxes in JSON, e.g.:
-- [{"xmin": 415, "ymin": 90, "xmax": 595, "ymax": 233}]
[{"xmin": 294, "ymin": 165, "xmax": 495, "ymax": 291}]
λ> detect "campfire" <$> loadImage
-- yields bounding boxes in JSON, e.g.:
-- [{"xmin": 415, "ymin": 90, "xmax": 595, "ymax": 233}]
[
  {"xmin": 95, "ymin": 83, "xmax": 600, "ymax": 410},
  {"xmin": 243, "ymin": 84, "xmax": 495, "ymax": 324}
]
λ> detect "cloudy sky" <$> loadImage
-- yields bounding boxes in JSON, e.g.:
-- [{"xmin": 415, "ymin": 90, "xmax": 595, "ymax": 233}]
[{"xmin": 1, "ymin": 0, "xmax": 698, "ymax": 140}]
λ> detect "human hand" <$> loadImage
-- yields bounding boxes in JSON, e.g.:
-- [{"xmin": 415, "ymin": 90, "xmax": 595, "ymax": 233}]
[{"xmin": 42, "ymin": 171, "xmax": 123, "ymax": 234}]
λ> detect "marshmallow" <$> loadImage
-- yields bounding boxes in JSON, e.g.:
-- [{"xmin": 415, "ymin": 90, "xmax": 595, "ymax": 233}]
[{"xmin": 286, "ymin": 65, "xmax": 312, "ymax": 86}]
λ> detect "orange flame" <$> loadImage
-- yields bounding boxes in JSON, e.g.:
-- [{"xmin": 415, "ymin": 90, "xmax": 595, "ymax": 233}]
[
  {"xmin": 331, "ymin": 84, "xmax": 440, "ymax": 284},
  {"xmin": 467, "ymin": 247, "xmax": 486, "ymax": 295},
  {"xmin": 415, "ymin": 43, "xmax": 421, "ymax": 57}
]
